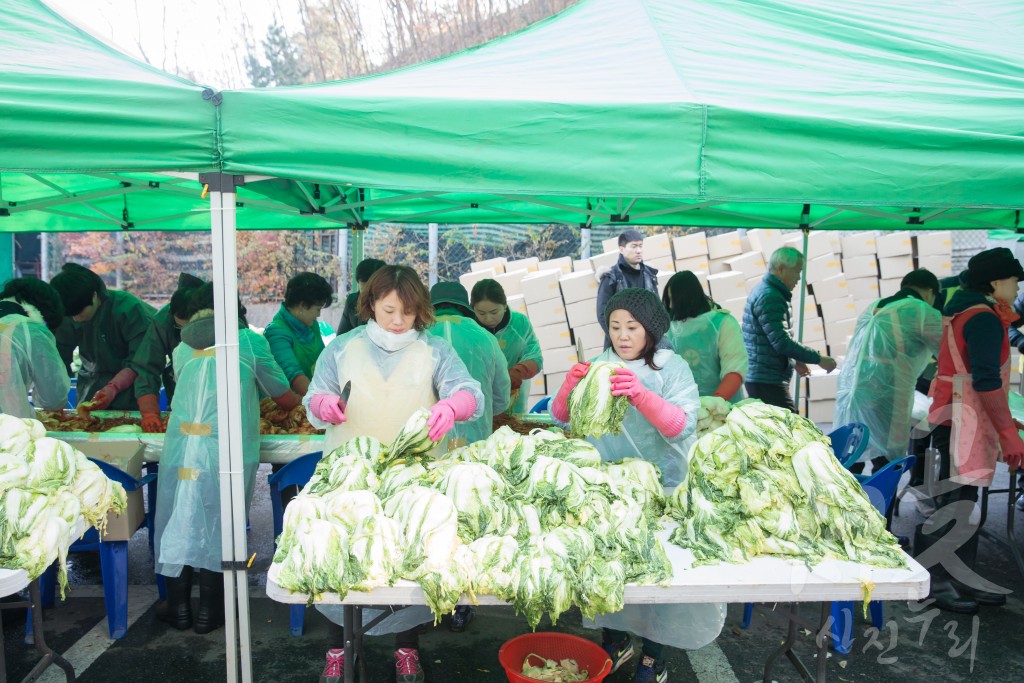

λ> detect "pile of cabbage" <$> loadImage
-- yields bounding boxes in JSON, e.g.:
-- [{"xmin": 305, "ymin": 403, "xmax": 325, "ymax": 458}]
[
  {"xmin": 273, "ymin": 409, "xmax": 672, "ymax": 628},
  {"xmin": 695, "ymin": 396, "xmax": 732, "ymax": 435},
  {"xmin": 0, "ymin": 414, "xmax": 128, "ymax": 594},
  {"xmin": 668, "ymin": 400, "xmax": 905, "ymax": 569}
]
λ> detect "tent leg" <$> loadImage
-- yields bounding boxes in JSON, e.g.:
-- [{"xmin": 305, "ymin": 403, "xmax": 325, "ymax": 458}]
[
  {"xmin": 350, "ymin": 225, "xmax": 364, "ymax": 292},
  {"xmin": 793, "ymin": 218, "xmax": 810, "ymax": 410},
  {"xmin": 580, "ymin": 225, "xmax": 592, "ymax": 259},
  {"xmin": 428, "ymin": 222, "xmax": 438, "ymax": 287},
  {"xmin": 338, "ymin": 230, "xmax": 349, "ymax": 299}
]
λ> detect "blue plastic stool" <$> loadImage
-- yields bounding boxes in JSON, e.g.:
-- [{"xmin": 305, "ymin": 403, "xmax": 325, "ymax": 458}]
[
  {"xmin": 529, "ymin": 396, "xmax": 551, "ymax": 414},
  {"xmin": 268, "ymin": 451, "xmax": 323, "ymax": 637},
  {"xmin": 828, "ymin": 423, "xmax": 870, "ymax": 469},
  {"xmin": 27, "ymin": 458, "xmax": 157, "ymax": 641},
  {"xmin": 829, "ymin": 455, "xmax": 916, "ymax": 654},
  {"xmin": 66, "ymin": 379, "xmax": 77, "ymax": 410}
]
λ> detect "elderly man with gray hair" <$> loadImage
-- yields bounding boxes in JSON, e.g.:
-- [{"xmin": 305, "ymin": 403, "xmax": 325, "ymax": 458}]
[{"xmin": 742, "ymin": 246, "xmax": 836, "ymax": 411}]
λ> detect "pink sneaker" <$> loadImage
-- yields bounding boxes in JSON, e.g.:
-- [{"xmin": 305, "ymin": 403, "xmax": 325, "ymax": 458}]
[
  {"xmin": 320, "ymin": 649, "xmax": 344, "ymax": 683},
  {"xmin": 394, "ymin": 648, "xmax": 425, "ymax": 683}
]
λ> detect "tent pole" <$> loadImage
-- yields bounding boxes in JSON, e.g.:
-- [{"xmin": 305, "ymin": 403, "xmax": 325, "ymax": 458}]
[
  {"xmin": 338, "ymin": 229, "xmax": 348, "ymax": 298},
  {"xmin": 205, "ymin": 173, "xmax": 253, "ymax": 683},
  {"xmin": 39, "ymin": 233, "xmax": 49, "ymax": 280},
  {"xmin": 580, "ymin": 225, "xmax": 592, "ymax": 259},
  {"xmin": 0, "ymin": 234, "xmax": 14, "ymax": 280},
  {"xmin": 428, "ymin": 222, "xmax": 439, "ymax": 286},
  {"xmin": 350, "ymin": 224, "xmax": 364, "ymax": 292},
  {"xmin": 793, "ymin": 217, "xmax": 810, "ymax": 411}
]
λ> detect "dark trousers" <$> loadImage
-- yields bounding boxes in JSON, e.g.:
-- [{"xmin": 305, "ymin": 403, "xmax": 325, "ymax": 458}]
[{"xmin": 744, "ymin": 381, "xmax": 795, "ymax": 413}]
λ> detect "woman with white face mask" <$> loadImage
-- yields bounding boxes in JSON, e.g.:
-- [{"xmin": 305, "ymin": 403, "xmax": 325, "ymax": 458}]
[{"xmin": 303, "ymin": 264, "xmax": 483, "ymax": 683}]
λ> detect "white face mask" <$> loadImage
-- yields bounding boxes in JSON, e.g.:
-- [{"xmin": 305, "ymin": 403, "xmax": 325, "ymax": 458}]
[{"xmin": 366, "ymin": 319, "xmax": 419, "ymax": 352}]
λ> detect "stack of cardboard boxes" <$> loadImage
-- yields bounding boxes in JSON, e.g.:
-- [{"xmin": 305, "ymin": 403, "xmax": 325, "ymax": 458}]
[{"xmin": 458, "ymin": 228, "xmax": 958, "ymax": 420}]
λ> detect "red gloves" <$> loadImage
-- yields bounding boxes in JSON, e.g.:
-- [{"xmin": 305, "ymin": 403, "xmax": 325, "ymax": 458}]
[
  {"xmin": 90, "ymin": 368, "xmax": 140, "ymax": 410},
  {"xmin": 309, "ymin": 394, "xmax": 346, "ymax": 424},
  {"xmin": 273, "ymin": 391, "xmax": 302, "ymax": 411},
  {"xmin": 712, "ymin": 373, "xmax": 744, "ymax": 401},
  {"xmin": 976, "ymin": 388, "xmax": 1024, "ymax": 470},
  {"xmin": 551, "ymin": 362, "xmax": 590, "ymax": 422},
  {"xmin": 428, "ymin": 390, "xmax": 477, "ymax": 441},
  {"xmin": 290, "ymin": 375, "xmax": 311, "ymax": 397},
  {"xmin": 137, "ymin": 393, "xmax": 164, "ymax": 433},
  {"xmin": 508, "ymin": 361, "xmax": 540, "ymax": 391}
]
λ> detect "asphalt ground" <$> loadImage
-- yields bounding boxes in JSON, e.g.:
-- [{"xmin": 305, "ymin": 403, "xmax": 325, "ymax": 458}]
[{"xmin": 2, "ymin": 463, "xmax": 1022, "ymax": 683}]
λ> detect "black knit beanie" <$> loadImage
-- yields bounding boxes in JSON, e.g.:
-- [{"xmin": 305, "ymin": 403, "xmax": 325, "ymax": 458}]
[{"xmin": 604, "ymin": 288, "xmax": 670, "ymax": 343}]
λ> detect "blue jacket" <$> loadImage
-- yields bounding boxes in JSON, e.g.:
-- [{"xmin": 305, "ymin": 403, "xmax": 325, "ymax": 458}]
[{"xmin": 742, "ymin": 274, "xmax": 821, "ymax": 384}]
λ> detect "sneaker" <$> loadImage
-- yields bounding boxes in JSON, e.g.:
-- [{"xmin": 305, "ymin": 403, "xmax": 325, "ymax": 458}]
[
  {"xmin": 633, "ymin": 655, "xmax": 667, "ymax": 683},
  {"xmin": 319, "ymin": 649, "xmax": 344, "ymax": 683},
  {"xmin": 449, "ymin": 605, "xmax": 474, "ymax": 633},
  {"xmin": 602, "ymin": 637, "xmax": 635, "ymax": 673},
  {"xmin": 395, "ymin": 648, "xmax": 425, "ymax": 683}
]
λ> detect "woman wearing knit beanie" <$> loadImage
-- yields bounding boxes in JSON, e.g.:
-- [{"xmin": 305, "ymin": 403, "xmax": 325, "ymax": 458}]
[{"xmin": 550, "ymin": 288, "xmax": 718, "ymax": 683}]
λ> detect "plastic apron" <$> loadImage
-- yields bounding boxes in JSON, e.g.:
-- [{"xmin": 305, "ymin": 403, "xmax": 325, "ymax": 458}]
[
  {"xmin": 0, "ymin": 315, "xmax": 69, "ymax": 417},
  {"xmin": 495, "ymin": 312, "xmax": 543, "ymax": 414},
  {"xmin": 665, "ymin": 313, "xmax": 742, "ymax": 402},
  {"xmin": 322, "ymin": 336, "xmax": 438, "ymax": 456},
  {"xmin": 318, "ymin": 336, "xmax": 438, "ymax": 634},
  {"xmin": 0, "ymin": 317, "xmax": 27, "ymax": 417},
  {"xmin": 934, "ymin": 305, "xmax": 1010, "ymax": 487}
]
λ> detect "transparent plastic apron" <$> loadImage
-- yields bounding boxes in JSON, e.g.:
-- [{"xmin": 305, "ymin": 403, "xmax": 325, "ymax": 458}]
[
  {"xmin": 936, "ymin": 305, "xmax": 1010, "ymax": 487},
  {"xmin": 323, "ymin": 337, "xmax": 438, "ymax": 455}
]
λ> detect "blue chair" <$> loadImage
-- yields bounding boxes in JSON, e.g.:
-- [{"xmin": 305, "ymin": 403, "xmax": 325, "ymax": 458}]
[
  {"xmin": 29, "ymin": 458, "xmax": 157, "ymax": 641},
  {"xmin": 529, "ymin": 396, "xmax": 551, "ymax": 414},
  {"xmin": 828, "ymin": 423, "xmax": 869, "ymax": 469},
  {"xmin": 268, "ymin": 452, "xmax": 323, "ymax": 637},
  {"xmin": 66, "ymin": 378, "xmax": 77, "ymax": 410},
  {"xmin": 829, "ymin": 455, "xmax": 916, "ymax": 654}
]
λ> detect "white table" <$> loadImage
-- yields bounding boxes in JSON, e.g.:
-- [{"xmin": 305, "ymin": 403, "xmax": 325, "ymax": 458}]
[{"xmin": 266, "ymin": 526, "xmax": 928, "ymax": 683}]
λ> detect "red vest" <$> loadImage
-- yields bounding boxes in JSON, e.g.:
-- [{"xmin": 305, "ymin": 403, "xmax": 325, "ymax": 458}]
[{"xmin": 931, "ymin": 305, "xmax": 1009, "ymax": 420}]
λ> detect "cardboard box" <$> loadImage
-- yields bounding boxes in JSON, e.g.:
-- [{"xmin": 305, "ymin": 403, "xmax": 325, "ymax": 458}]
[
  {"xmin": 915, "ymin": 231, "xmax": 953, "ymax": 257},
  {"xmin": 647, "ymin": 256, "xmax": 675, "ymax": 273},
  {"xmin": 829, "ymin": 341, "xmax": 848, "ymax": 358},
  {"xmin": 806, "ymin": 372, "xmax": 839, "ymax": 400},
  {"xmin": 494, "ymin": 269, "xmax": 528, "ymax": 297},
  {"xmin": 829, "ymin": 233, "xmax": 841, "ymax": 256},
  {"xmin": 546, "ymin": 371, "xmax": 569, "ymax": 393},
  {"xmin": 674, "ymin": 255, "xmax": 710, "ymax": 274},
  {"xmin": 573, "ymin": 323, "xmax": 606, "ymax": 350},
  {"xmin": 800, "ymin": 318, "xmax": 826, "ymax": 344},
  {"xmin": 657, "ymin": 271, "xmax": 673, "ymax": 297},
  {"xmin": 528, "ymin": 375, "xmax": 546, "ymax": 395},
  {"xmin": 526, "ymin": 300, "xmax": 568, "ymax": 330},
  {"xmin": 520, "ymin": 269, "xmax": 564, "ymax": 305},
  {"xmin": 719, "ymin": 297, "xmax": 747, "ymax": 320},
  {"xmin": 541, "ymin": 347, "xmax": 579, "ymax": 375},
  {"xmin": 840, "ymin": 232, "xmax": 877, "ymax": 258},
  {"xmin": 534, "ymin": 321, "xmax": 572, "ymax": 350},
  {"xmin": 794, "ymin": 293, "xmax": 818, "ymax": 321},
  {"xmin": 589, "ymin": 251, "xmax": 619, "ymax": 271},
  {"xmin": 785, "ymin": 232, "xmax": 832, "ymax": 260},
  {"xmin": 876, "ymin": 231, "xmax": 914, "ymax": 257},
  {"xmin": 573, "ymin": 259, "xmax": 593, "ymax": 273},
  {"xmin": 826, "ymin": 318, "xmax": 857, "ymax": 345},
  {"xmin": 917, "ymin": 255, "xmax": 953, "ymax": 277},
  {"xmin": 559, "ymin": 271, "xmax": 600, "ymax": 304},
  {"xmin": 583, "ymin": 346, "xmax": 604, "ymax": 361},
  {"xmin": 808, "ymin": 399, "xmax": 837, "ymax": 424},
  {"xmin": 878, "ymin": 255, "xmax": 915, "ymax": 280},
  {"xmin": 745, "ymin": 276, "xmax": 762, "ymax": 295},
  {"xmin": 724, "ymin": 251, "xmax": 767, "ymax": 278},
  {"xmin": 707, "ymin": 231, "xmax": 744, "ymax": 259},
  {"xmin": 643, "ymin": 233, "xmax": 673, "ymax": 260},
  {"xmin": 747, "ymin": 229, "xmax": 786, "ymax": 257},
  {"xmin": 538, "ymin": 256, "xmax": 573, "ymax": 274},
  {"xmin": 458, "ymin": 268, "xmax": 495, "ymax": 292},
  {"xmin": 706, "ymin": 272, "xmax": 747, "ymax": 301},
  {"xmin": 602, "ymin": 236, "xmax": 620, "ymax": 253},
  {"xmin": 672, "ymin": 232, "xmax": 709, "ymax": 259},
  {"xmin": 842, "ymin": 255, "xmax": 879, "ymax": 280},
  {"xmin": 846, "ymin": 277, "xmax": 880, "ymax": 304},
  {"xmin": 74, "ymin": 441, "xmax": 146, "ymax": 541},
  {"xmin": 819, "ymin": 296, "xmax": 859, "ymax": 326},
  {"xmin": 805, "ymin": 253, "xmax": 843, "ymax": 283},
  {"xmin": 808, "ymin": 274, "xmax": 849, "ymax": 301},
  {"xmin": 879, "ymin": 278, "xmax": 903, "ymax": 297},
  {"xmin": 506, "ymin": 294, "xmax": 528, "ymax": 316},
  {"xmin": 566, "ymin": 298, "xmax": 599, "ymax": 329},
  {"xmin": 470, "ymin": 257, "xmax": 507, "ymax": 274},
  {"xmin": 708, "ymin": 257, "xmax": 732, "ymax": 274},
  {"xmin": 504, "ymin": 257, "xmax": 539, "ymax": 273}
]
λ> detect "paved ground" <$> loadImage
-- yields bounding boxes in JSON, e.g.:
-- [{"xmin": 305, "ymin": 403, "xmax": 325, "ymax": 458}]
[{"xmin": 2, "ymin": 463, "xmax": 1022, "ymax": 682}]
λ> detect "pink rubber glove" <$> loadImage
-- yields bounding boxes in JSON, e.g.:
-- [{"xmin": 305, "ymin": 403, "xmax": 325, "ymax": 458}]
[
  {"xmin": 611, "ymin": 368, "xmax": 688, "ymax": 437},
  {"xmin": 88, "ymin": 368, "xmax": 139, "ymax": 409},
  {"xmin": 609, "ymin": 367, "xmax": 648, "ymax": 405},
  {"xmin": 428, "ymin": 390, "xmax": 477, "ymax": 442},
  {"xmin": 550, "ymin": 362, "xmax": 591, "ymax": 422},
  {"xmin": 309, "ymin": 394, "xmax": 346, "ymax": 425}
]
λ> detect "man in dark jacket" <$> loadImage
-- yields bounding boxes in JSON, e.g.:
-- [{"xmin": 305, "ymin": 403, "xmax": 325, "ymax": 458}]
[
  {"xmin": 596, "ymin": 230, "xmax": 658, "ymax": 339},
  {"xmin": 742, "ymin": 246, "xmax": 836, "ymax": 411},
  {"xmin": 336, "ymin": 258, "xmax": 386, "ymax": 335}
]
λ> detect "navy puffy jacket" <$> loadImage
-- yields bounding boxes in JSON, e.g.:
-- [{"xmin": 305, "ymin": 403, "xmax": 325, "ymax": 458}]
[{"xmin": 742, "ymin": 274, "xmax": 821, "ymax": 384}]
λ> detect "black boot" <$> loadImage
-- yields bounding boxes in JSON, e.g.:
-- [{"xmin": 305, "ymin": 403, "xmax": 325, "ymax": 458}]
[
  {"xmin": 194, "ymin": 569, "xmax": 225, "ymax": 634},
  {"xmin": 951, "ymin": 533, "xmax": 1008, "ymax": 606},
  {"xmin": 156, "ymin": 567, "xmax": 193, "ymax": 630},
  {"xmin": 914, "ymin": 526, "xmax": 978, "ymax": 614}
]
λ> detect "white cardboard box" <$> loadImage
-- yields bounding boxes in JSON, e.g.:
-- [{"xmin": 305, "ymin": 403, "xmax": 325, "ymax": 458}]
[
  {"xmin": 808, "ymin": 399, "xmax": 837, "ymax": 424},
  {"xmin": 876, "ymin": 231, "xmax": 914, "ymax": 257},
  {"xmin": 590, "ymin": 251, "xmax": 619, "ymax": 271},
  {"xmin": 494, "ymin": 269, "xmax": 529, "ymax": 297},
  {"xmin": 826, "ymin": 318, "xmax": 857, "ymax": 345},
  {"xmin": 725, "ymin": 251, "xmax": 767, "ymax": 279},
  {"xmin": 809, "ymin": 274, "xmax": 849, "ymax": 301},
  {"xmin": 573, "ymin": 323, "xmax": 605, "ymax": 350},
  {"xmin": 794, "ymin": 293, "xmax": 818, "ymax": 321},
  {"xmin": 526, "ymin": 300, "xmax": 568, "ymax": 330},
  {"xmin": 74, "ymin": 441, "xmax": 146, "ymax": 541},
  {"xmin": 573, "ymin": 259, "xmax": 593, "ymax": 273},
  {"xmin": 459, "ymin": 268, "xmax": 495, "ymax": 292},
  {"xmin": 917, "ymin": 255, "xmax": 953, "ymax": 277},
  {"xmin": 829, "ymin": 340, "xmax": 849, "ymax": 358},
  {"xmin": 566, "ymin": 298, "xmax": 599, "ymax": 329},
  {"xmin": 847, "ymin": 277, "xmax": 880, "ymax": 304},
  {"xmin": 541, "ymin": 347, "xmax": 579, "ymax": 375},
  {"xmin": 643, "ymin": 233, "xmax": 673, "ymax": 260},
  {"xmin": 878, "ymin": 255, "xmax": 915, "ymax": 281},
  {"xmin": 720, "ymin": 297, "xmax": 747, "ymax": 321},
  {"xmin": 879, "ymin": 278, "xmax": 903, "ymax": 297},
  {"xmin": 708, "ymin": 257, "xmax": 732, "ymax": 274},
  {"xmin": 657, "ymin": 271, "xmax": 673, "ymax": 297},
  {"xmin": 706, "ymin": 271, "xmax": 747, "ymax": 301},
  {"xmin": 915, "ymin": 231, "xmax": 953, "ymax": 257},
  {"xmin": 674, "ymin": 256, "xmax": 710, "ymax": 274},
  {"xmin": 520, "ymin": 269, "xmax": 564, "ymax": 305},
  {"xmin": 672, "ymin": 232, "xmax": 709, "ymax": 259},
  {"xmin": 538, "ymin": 256, "xmax": 573, "ymax": 274},
  {"xmin": 559, "ymin": 271, "xmax": 600, "ymax": 304},
  {"xmin": 707, "ymin": 231, "xmax": 744, "ymax": 259},
  {"xmin": 819, "ymin": 297, "xmax": 859, "ymax": 325},
  {"xmin": 840, "ymin": 232, "xmax": 877, "ymax": 258},
  {"xmin": 505, "ymin": 257, "xmax": 539, "ymax": 273},
  {"xmin": 800, "ymin": 318, "xmax": 826, "ymax": 344},
  {"xmin": 842, "ymin": 256, "xmax": 879, "ymax": 280},
  {"xmin": 785, "ymin": 232, "xmax": 832, "ymax": 260},
  {"xmin": 546, "ymin": 371, "xmax": 569, "ymax": 393},
  {"xmin": 647, "ymin": 256, "xmax": 675, "ymax": 273},
  {"xmin": 805, "ymin": 253, "xmax": 843, "ymax": 283},
  {"xmin": 534, "ymin": 321, "xmax": 572, "ymax": 350},
  {"xmin": 506, "ymin": 294, "xmax": 528, "ymax": 316},
  {"xmin": 806, "ymin": 373, "xmax": 839, "ymax": 400},
  {"xmin": 602, "ymin": 237, "xmax": 620, "ymax": 253},
  {"xmin": 747, "ymin": 229, "xmax": 787, "ymax": 257},
  {"xmin": 470, "ymin": 257, "xmax": 507, "ymax": 274},
  {"xmin": 745, "ymin": 276, "xmax": 761, "ymax": 295}
]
